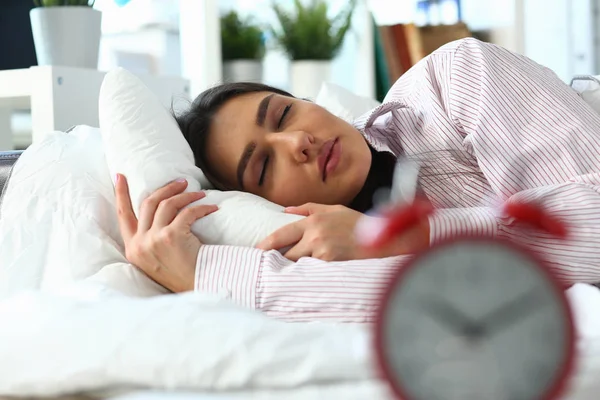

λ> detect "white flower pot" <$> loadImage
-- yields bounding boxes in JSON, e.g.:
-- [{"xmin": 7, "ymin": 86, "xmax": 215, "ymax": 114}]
[
  {"xmin": 290, "ymin": 60, "xmax": 331, "ymax": 100},
  {"xmin": 30, "ymin": 7, "xmax": 102, "ymax": 69},
  {"xmin": 223, "ymin": 60, "xmax": 264, "ymax": 83}
]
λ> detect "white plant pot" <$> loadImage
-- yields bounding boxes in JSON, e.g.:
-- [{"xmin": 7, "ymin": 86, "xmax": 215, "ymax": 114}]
[
  {"xmin": 30, "ymin": 7, "xmax": 102, "ymax": 69},
  {"xmin": 223, "ymin": 60, "xmax": 264, "ymax": 83},
  {"xmin": 290, "ymin": 60, "xmax": 331, "ymax": 100}
]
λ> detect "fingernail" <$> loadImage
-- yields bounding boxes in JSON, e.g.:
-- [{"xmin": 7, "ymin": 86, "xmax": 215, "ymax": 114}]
[
  {"xmin": 176, "ymin": 178, "xmax": 187, "ymax": 183},
  {"xmin": 115, "ymin": 174, "xmax": 120, "ymax": 183}
]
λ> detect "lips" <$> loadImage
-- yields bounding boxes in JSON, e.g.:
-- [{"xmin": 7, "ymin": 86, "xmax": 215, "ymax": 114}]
[{"xmin": 317, "ymin": 138, "xmax": 341, "ymax": 181}]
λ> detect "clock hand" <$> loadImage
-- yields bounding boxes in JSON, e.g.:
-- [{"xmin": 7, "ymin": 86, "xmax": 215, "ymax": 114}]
[
  {"xmin": 479, "ymin": 290, "xmax": 543, "ymax": 336},
  {"xmin": 422, "ymin": 298, "xmax": 483, "ymax": 338}
]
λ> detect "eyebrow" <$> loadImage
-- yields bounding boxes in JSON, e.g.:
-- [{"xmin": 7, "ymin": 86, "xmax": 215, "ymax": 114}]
[
  {"xmin": 256, "ymin": 93, "xmax": 275, "ymax": 127},
  {"xmin": 237, "ymin": 141, "xmax": 257, "ymax": 190},
  {"xmin": 236, "ymin": 94, "xmax": 275, "ymax": 189}
]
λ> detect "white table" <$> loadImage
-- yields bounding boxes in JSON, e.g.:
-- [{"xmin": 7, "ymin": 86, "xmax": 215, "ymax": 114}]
[{"xmin": 0, "ymin": 66, "xmax": 190, "ymax": 150}]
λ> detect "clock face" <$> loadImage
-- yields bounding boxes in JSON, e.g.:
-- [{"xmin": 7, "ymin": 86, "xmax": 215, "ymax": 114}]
[{"xmin": 376, "ymin": 238, "xmax": 575, "ymax": 400}]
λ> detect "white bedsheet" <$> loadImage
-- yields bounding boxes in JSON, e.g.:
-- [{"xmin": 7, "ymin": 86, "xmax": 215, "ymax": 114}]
[
  {"xmin": 0, "ymin": 283, "xmax": 386, "ymax": 397},
  {"xmin": 0, "ymin": 128, "xmax": 600, "ymax": 399},
  {"xmin": 0, "ymin": 128, "xmax": 387, "ymax": 398},
  {"xmin": 107, "ymin": 383, "xmax": 388, "ymax": 400},
  {"xmin": 0, "ymin": 283, "xmax": 598, "ymax": 399}
]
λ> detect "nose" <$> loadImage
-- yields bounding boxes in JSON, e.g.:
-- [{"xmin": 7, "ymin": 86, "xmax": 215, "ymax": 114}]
[{"xmin": 268, "ymin": 131, "xmax": 314, "ymax": 163}]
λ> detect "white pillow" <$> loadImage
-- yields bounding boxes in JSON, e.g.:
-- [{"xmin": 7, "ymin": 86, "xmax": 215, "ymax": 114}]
[
  {"xmin": 98, "ymin": 68, "xmax": 302, "ymax": 248},
  {"xmin": 0, "ymin": 126, "xmax": 169, "ymax": 299},
  {"xmin": 315, "ymin": 82, "xmax": 381, "ymax": 123},
  {"xmin": 571, "ymin": 75, "xmax": 600, "ymax": 115}
]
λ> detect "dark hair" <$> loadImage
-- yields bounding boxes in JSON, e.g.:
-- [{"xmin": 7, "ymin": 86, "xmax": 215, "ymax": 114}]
[{"xmin": 175, "ymin": 82, "xmax": 294, "ymax": 190}]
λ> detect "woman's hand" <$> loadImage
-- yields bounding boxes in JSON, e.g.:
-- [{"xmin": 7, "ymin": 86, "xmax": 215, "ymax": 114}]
[
  {"xmin": 114, "ymin": 174, "xmax": 218, "ymax": 293},
  {"xmin": 256, "ymin": 203, "xmax": 365, "ymax": 262},
  {"xmin": 257, "ymin": 203, "xmax": 430, "ymax": 262}
]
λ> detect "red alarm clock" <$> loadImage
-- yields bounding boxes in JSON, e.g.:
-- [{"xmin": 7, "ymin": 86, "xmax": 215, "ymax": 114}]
[{"xmin": 362, "ymin": 199, "xmax": 577, "ymax": 400}]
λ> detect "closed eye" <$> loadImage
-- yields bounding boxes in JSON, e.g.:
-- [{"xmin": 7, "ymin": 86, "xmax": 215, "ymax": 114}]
[
  {"xmin": 278, "ymin": 104, "xmax": 292, "ymax": 129},
  {"xmin": 258, "ymin": 156, "xmax": 269, "ymax": 186}
]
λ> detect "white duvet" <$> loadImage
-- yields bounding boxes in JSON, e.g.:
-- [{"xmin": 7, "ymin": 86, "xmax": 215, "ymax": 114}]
[
  {"xmin": 0, "ymin": 127, "xmax": 387, "ymax": 398},
  {"xmin": 0, "ymin": 127, "xmax": 600, "ymax": 399}
]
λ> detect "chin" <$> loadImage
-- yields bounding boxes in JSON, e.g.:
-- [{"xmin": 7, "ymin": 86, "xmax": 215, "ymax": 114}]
[{"xmin": 331, "ymin": 185, "xmax": 357, "ymax": 207}]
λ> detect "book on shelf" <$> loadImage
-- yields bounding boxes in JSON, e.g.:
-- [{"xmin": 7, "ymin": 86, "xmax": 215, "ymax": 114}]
[{"xmin": 377, "ymin": 22, "xmax": 472, "ymax": 84}]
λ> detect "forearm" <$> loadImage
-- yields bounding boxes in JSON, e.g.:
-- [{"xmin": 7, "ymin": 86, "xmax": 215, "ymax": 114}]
[
  {"xmin": 195, "ymin": 245, "xmax": 405, "ymax": 323},
  {"xmin": 195, "ymin": 245, "xmax": 262, "ymax": 309},
  {"xmin": 429, "ymin": 182, "xmax": 600, "ymax": 285}
]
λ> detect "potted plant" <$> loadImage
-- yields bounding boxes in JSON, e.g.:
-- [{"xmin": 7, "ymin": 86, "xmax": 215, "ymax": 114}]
[
  {"xmin": 221, "ymin": 11, "xmax": 265, "ymax": 83},
  {"xmin": 30, "ymin": 0, "xmax": 102, "ymax": 69},
  {"xmin": 271, "ymin": 0, "xmax": 355, "ymax": 99}
]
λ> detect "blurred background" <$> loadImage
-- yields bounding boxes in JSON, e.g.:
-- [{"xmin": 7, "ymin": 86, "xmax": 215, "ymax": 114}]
[{"xmin": 1, "ymin": 0, "xmax": 599, "ymax": 146}]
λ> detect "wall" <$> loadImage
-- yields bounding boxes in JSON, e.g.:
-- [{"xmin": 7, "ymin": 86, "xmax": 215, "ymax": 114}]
[
  {"xmin": 95, "ymin": 0, "xmax": 375, "ymax": 97},
  {"xmin": 99, "ymin": 29, "xmax": 181, "ymax": 76},
  {"xmin": 461, "ymin": 0, "xmax": 523, "ymax": 53},
  {"xmin": 95, "ymin": 0, "xmax": 600, "ymax": 95},
  {"xmin": 96, "ymin": 0, "xmax": 221, "ymax": 96},
  {"xmin": 221, "ymin": 0, "xmax": 375, "ymax": 98},
  {"xmin": 461, "ymin": 0, "xmax": 599, "ymax": 82},
  {"xmin": 95, "ymin": 0, "xmax": 179, "ymax": 33},
  {"xmin": 179, "ymin": 0, "xmax": 221, "ymax": 96}
]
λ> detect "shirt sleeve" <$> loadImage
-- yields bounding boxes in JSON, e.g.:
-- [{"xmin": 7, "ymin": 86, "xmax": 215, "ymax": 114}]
[
  {"xmin": 429, "ymin": 180, "xmax": 600, "ymax": 284},
  {"xmin": 430, "ymin": 38, "xmax": 600, "ymax": 284},
  {"xmin": 194, "ymin": 245, "xmax": 403, "ymax": 323}
]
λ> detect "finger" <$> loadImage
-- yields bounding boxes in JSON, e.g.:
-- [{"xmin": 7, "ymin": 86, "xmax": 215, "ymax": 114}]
[
  {"xmin": 256, "ymin": 220, "xmax": 306, "ymax": 250},
  {"xmin": 283, "ymin": 241, "xmax": 312, "ymax": 261},
  {"xmin": 173, "ymin": 204, "xmax": 219, "ymax": 228},
  {"xmin": 114, "ymin": 174, "xmax": 138, "ymax": 242},
  {"xmin": 284, "ymin": 202, "xmax": 329, "ymax": 216},
  {"xmin": 139, "ymin": 179, "xmax": 188, "ymax": 232},
  {"xmin": 153, "ymin": 191, "xmax": 207, "ymax": 228}
]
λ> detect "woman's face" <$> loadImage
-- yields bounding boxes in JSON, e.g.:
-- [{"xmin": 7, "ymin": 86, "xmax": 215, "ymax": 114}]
[{"xmin": 205, "ymin": 91, "xmax": 372, "ymax": 207}]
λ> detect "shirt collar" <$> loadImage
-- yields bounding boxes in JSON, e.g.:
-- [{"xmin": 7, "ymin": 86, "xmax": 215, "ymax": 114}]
[{"xmin": 352, "ymin": 101, "xmax": 405, "ymax": 154}]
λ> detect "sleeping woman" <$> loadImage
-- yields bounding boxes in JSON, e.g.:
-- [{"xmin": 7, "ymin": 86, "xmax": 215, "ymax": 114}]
[{"xmin": 114, "ymin": 38, "xmax": 600, "ymax": 322}]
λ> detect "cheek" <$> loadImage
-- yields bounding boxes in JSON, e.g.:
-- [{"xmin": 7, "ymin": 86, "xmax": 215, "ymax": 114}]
[
  {"xmin": 270, "ymin": 179, "xmax": 311, "ymax": 206},
  {"xmin": 268, "ymin": 171, "xmax": 323, "ymax": 206}
]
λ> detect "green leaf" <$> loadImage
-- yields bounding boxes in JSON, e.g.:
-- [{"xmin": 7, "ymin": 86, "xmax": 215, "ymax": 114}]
[
  {"xmin": 221, "ymin": 10, "xmax": 265, "ymax": 60},
  {"xmin": 270, "ymin": 0, "xmax": 355, "ymax": 60}
]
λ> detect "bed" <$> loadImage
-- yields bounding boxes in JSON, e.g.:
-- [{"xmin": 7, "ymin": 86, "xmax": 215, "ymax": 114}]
[
  {"xmin": 0, "ymin": 150, "xmax": 20, "ymax": 200},
  {"xmin": 2, "ymin": 134, "xmax": 600, "ymax": 400},
  {"xmin": 0, "ymin": 131, "xmax": 392, "ymax": 399},
  {"xmin": 3, "ymin": 73, "xmax": 600, "ymax": 399}
]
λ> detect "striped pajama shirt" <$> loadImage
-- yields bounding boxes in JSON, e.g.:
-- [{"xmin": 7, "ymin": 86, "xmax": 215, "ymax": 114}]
[{"xmin": 195, "ymin": 38, "xmax": 600, "ymax": 323}]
